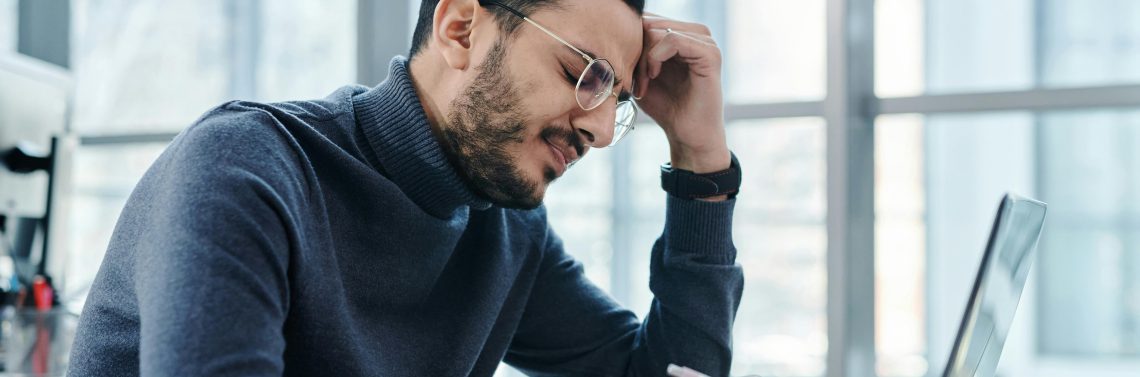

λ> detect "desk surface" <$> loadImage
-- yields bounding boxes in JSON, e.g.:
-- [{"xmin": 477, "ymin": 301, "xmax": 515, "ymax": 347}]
[{"xmin": 0, "ymin": 308, "xmax": 77, "ymax": 376}]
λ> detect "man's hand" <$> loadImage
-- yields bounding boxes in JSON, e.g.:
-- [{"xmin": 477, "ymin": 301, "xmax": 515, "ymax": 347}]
[{"xmin": 635, "ymin": 13, "xmax": 730, "ymax": 176}]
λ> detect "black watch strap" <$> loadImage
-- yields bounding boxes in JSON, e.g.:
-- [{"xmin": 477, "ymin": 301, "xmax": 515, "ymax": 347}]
[{"xmin": 660, "ymin": 152, "xmax": 741, "ymax": 199}]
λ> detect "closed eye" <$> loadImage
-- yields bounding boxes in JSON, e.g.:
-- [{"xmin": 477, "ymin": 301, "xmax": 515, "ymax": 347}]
[{"xmin": 562, "ymin": 67, "xmax": 577, "ymax": 85}]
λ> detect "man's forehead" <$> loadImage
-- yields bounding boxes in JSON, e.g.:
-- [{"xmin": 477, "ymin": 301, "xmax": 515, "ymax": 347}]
[{"xmin": 534, "ymin": 0, "xmax": 643, "ymax": 81}]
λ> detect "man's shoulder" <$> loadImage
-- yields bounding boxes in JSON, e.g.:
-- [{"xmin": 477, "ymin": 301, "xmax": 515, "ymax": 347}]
[
  {"xmin": 184, "ymin": 101, "xmax": 281, "ymax": 140},
  {"xmin": 259, "ymin": 85, "xmax": 367, "ymax": 123},
  {"xmin": 170, "ymin": 103, "xmax": 298, "ymax": 167},
  {"xmin": 150, "ymin": 100, "xmax": 322, "ymax": 200},
  {"xmin": 181, "ymin": 85, "xmax": 366, "ymax": 146}
]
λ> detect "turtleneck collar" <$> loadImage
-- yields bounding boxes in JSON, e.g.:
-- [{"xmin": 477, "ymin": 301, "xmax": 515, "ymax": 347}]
[{"xmin": 352, "ymin": 57, "xmax": 492, "ymax": 218}]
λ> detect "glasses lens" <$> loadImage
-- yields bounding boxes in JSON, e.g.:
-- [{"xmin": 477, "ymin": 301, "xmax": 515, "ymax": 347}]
[
  {"xmin": 575, "ymin": 59, "xmax": 615, "ymax": 111},
  {"xmin": 610, "ymin": 100, "xmax": 637, "ymax": 146}
]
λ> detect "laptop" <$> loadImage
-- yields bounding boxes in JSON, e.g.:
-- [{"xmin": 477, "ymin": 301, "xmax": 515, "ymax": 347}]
[{"xmin": 943, "ymin": 193, "xmax": 1048, "ymax": 377}]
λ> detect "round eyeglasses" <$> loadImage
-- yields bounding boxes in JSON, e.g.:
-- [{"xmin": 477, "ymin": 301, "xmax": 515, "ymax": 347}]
[
  {"xmin": 574, "ymin": 58, "xmax": 638, "ymax": 146},
  {"xmin": 481, "ymin": 0, "xmax": 638, "ymax": 147}
]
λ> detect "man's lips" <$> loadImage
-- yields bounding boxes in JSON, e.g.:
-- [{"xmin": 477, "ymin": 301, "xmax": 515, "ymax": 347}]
[
  {"xmin": 551, "ymin": 143, "xmax": 567, "ymax": 165},
  {"xmin": 547, "ymin": 140, "xmax": 567, "ymax": 172},
  {"xmin": 544, "ymin": 137, "xmax": 579, "ymax": 176}
]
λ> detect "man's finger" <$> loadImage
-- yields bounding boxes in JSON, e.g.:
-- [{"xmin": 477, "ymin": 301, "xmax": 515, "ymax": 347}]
[
  {"xmin": 638, "ymin": 15, "xmax": 715, "ymax": 97},
  {"xmin": 636, "ymin": 44, "xmax": 650, "ymax": 99},
  {"xmin": 649, "ymin": 28, "xmax": 717, "ymax": 45},
  {"xmin": 644, "ymin": 29, "xmax": 721, "ymax": 79},
  {"xmin": 667, "ymin": 364, "xmax": 711, "ymax": 377},
  {"xmin": 642, "ymin": 16, "xmax": 714, "ymax": 37},
  {"xmin": 636, "ymin": 15, "xmax": 656, "ymax": 99}
]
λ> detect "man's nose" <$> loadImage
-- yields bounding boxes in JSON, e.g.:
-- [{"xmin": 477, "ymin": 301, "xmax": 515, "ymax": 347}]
[{"xmin": 571, "ymin": 101, "xmax": 617, "ymax": 148}]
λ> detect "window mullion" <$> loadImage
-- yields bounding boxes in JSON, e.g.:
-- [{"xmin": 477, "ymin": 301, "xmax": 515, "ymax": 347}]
[
  {"xmin": 824, "ymin": 0, "xmax": 877, "ymax": 376},
  {"xmin": 226, "ymin": 0, "xmax": 261, "ymax": 100}
]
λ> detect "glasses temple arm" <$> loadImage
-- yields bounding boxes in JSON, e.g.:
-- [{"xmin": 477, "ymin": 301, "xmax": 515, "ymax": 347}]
[
  {"xmin": 480, "ymin": 1, "xmax": 593, "ymax": 62},
  {"xmin": 518, "ymin": 17, "xmax": 594, "ymax": 62}
]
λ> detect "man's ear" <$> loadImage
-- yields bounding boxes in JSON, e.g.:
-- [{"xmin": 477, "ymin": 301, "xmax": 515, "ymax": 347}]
[{"xmin": 433, "ymin": 0, "xmax": 481, "ymax": 71}]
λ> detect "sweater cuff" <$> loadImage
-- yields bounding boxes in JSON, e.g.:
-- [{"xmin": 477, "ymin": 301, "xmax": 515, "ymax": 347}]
[{"xmin": 664, "ymin": 194, "xmax": 737, "ymax": 265}]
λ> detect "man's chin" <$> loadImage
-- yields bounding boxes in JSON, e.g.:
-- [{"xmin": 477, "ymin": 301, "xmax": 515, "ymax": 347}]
[
  {"xmin": 465, "ymin": 166, "xmax": 551, "ymax": 210},
  {"xmin": 480, "ymin": 180, "xmax": 547, "ymax": 210}
]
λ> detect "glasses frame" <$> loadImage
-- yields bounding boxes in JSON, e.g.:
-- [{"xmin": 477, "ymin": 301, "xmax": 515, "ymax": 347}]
[{"xmin": 479, "ymin": 0, "xmax": 638, "ymax": 146}]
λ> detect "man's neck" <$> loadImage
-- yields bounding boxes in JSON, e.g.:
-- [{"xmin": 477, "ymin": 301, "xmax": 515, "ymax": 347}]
[{"xmin": 407, "ymin": 56, "xmax": 452, "ymax": 149}]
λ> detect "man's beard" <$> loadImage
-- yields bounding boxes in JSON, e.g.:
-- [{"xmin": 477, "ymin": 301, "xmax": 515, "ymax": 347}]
[{"xmin": 440, "ymin": 40, "xmax": 577, "ymax": 210}]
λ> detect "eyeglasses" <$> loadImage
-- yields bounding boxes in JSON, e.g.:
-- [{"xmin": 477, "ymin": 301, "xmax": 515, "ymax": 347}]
[{"xmin": 480, "ymin": 0, "xmax": 637, "ymax": 146}]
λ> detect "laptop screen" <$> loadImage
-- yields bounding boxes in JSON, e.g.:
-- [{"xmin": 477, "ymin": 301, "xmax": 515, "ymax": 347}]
[{"xmin": 944, "ymin": 194, "xmax": 1048, "ymax": 377}]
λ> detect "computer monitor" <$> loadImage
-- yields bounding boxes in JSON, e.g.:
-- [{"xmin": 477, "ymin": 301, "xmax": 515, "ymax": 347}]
[
  {"xmin": 943, "ymin": 193, "xmax": 1048, "ymax": 377},
  {"xmin": 0, "ymin": 53, "xmax": 73, "ymax": 291},
  {"xmin": 0, "ymin": 53, "xmax": 70, "ymax": 216}
]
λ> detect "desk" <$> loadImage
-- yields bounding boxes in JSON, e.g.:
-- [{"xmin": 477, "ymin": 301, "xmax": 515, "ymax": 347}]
[{"xmin": 0, "ymin": 308, "xmax": 76, "ymax": 376}]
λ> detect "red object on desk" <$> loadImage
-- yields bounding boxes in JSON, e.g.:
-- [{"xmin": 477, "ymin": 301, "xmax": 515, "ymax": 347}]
[
  {"xmin": 33, "ymin": 276, "xmax": 53, "ymax": 312},
  {"xmin": 34, "ymin": 316, "xmax": 50, "ymax": 374},
  {"xmin": 31, "ymin": 276, "xmax": 55, "ymax": 374}
]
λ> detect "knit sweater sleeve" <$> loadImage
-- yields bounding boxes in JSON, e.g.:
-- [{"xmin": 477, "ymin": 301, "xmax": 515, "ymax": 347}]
[
  {"xmin": 138, "ymin": 109, "xmax": 301, "ymax": 376},
  {"xmin": 504, "ymin": 196, "xmax": 744, "ymax": 376},
  {"xmin": 69, "ymin": 105, "xmax": 301, "ymax": 377}
]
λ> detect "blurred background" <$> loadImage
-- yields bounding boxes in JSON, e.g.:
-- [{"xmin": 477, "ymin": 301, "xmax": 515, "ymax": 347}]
[{"xmin": 1, "ymin": 0, "xmax": 1138, "ymax": 376}]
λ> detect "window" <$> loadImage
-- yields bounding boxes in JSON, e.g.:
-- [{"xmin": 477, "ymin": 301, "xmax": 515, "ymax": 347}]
[
  {"xmin": 876, "ymin": 112, "xmax": 1039, "ymax": 377},
  {"xmin": 876, "ymin": 110, "xmax": 1140, "ymax": 377},
  {"xmin": 874, "ymin": 115, "xmax": 927, "ymax": 377},
  {"xmin": 71, "ymin": 0, "xmax": 356, "ymax": 132},
  {"xmin": 65, "ymin": 0, "xmax": 357, "ymax": 309},
  {"xmin": 72, "ymin": 0, "xmax": 232, "ymax": 132},
  {"xmin": 879, "ymin": 0, "xmax": 1037, "ymax": 96},
  {"xmin": 545, "ymin": 1, "xmax": 831, "ymax": 375},
  {"xmin": 0, "ymin": 0, "xmax": 15, "ymax": 52},
  {"xmin": 877, "ymin": 0, "xmax": 1140, "ymax": 97},
  {"xmin": 1039, "ymin": 0, "xmax": 1140, "ymax": 89},
  {"xmin": 256, "ymin": 0, "xmax": 356, "ymax": 102},
  {"xmin": 723, "ymin": 118, "xmax": 828, "ymax": 376},
  {"xmin": 875, "ymin": 1, "xmax": 1140, "ymax": 376},
  {"xmin": 1036, "ymin": 110, "xmax": 1140, "ymax": 358},
  {"xmin": 726, "ymin": 0, "xmax": 826, "ymax": 103},
  {"xmin": 544, "ymin": 152, "xmax": 614, "ymax": 291}
]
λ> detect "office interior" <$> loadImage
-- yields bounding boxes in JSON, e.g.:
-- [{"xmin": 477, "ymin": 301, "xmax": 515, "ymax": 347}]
[{"xmin": 1, "ymin": 0, "xmax": 1138, "ymax": 376}]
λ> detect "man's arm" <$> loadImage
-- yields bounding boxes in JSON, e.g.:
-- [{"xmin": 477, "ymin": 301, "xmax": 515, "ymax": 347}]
[
  {"xmin": 504, "ymin": 197, "xmax": 743, "ymax": 376},
  {"xmin": 636, "ymin": 195, "xmax": 743, "ymax": 375},
  {"xmin": 70, "ymin": 107, "xmax": 300, "ymax": 376}
]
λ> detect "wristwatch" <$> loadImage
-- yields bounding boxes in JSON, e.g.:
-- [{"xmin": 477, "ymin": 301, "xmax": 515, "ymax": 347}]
[{"xmin": 660, "ymin": 152, "xmax": 741, "ymax": 200}]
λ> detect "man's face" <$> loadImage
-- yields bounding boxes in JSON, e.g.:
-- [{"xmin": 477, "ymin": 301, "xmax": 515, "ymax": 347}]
[{"xmin": 440, "ymin": 0, "xmax": 643, "ymax": 209}]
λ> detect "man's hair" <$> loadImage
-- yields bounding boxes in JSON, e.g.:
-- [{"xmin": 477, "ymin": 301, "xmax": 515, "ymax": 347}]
[{"xmin": 409, "ymin": 0, "xmax": 646, "ymax": 58}]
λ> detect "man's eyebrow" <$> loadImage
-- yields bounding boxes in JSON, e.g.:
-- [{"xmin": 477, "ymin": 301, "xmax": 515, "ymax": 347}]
[{"xmin": 561, "ymin": 43, "xmax": 598, "ymax": 60}]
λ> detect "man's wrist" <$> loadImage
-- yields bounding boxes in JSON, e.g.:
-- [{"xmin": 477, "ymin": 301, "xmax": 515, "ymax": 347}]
[
  {"xmin": 696, "ymin": 194, "xmax": 729, "ymax": 202},
  {"xmin": 668, "ymin": 143, "xmax": 731, "ymax": 174},
  {"xmin": 663, "ymin": 194, "xmax": 738, "ymax": 265},
  {"xmin": 661, "ymin": 150, "xmax": 740, "ymax": 201}
]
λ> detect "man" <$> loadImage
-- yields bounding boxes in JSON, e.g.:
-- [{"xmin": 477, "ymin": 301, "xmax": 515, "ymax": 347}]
[{"xmin": 69, "ymin": 0, "xmax": 743, "ymax": 375}]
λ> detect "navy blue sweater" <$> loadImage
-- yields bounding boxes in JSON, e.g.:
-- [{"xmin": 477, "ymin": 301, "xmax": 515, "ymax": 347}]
[{"xmin": 68, "ymin": 57, "xmax": 743, "ymax": 376}]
